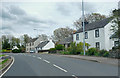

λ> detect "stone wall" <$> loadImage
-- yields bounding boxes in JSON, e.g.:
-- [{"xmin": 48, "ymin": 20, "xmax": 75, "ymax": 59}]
[{"xmin": 109, "ymin": 49, "xmax": 120, "ymax": 59}]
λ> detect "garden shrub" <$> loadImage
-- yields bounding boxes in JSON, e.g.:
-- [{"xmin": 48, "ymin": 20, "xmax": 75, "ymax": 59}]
[
  {"xmin": 55, "ymin": 44, "xmax": 65, "ymax": 50},
  {"xmin": 87, "ymin": 48, "xmax": 98, "ymax": 56},
  {"xmin": 49, "ymin": 48, "xmax": 56, "ymax": 53},
  {"xmin": 12, "ymin": 49, "xmax": 20, "ymax": 53},
  {"xmin": 99, "ymin": 49, "xmax": 108, "ymax": 56},
  {"xmin": 103, "ymin": 52, "xmax": 109, "ymax": 57},
  {"xmin": 60, "ymin": 51, "xmax": 71, "ymax": 55},
  {"xmin": 68, "ymin": 42, "xmax": 78, "ymax": 54}
]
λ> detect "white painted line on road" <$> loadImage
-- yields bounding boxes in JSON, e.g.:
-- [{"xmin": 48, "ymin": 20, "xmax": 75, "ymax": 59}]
[
  {"xmin": 37, "ymin": 57, "xmax": 42, "ymax": 59},
  {"xmin": 53, "ymin": 64, "xmax": 67, "ymax": 72},
  {"xmin": 72, "ymin": 75, "xmax": 78, "ymax": 78},
  {"xmin": 43, "ymin": 59, "xmax": 50, "ymax": 63},
  {"xmin": 0, "ymin": 56, "xmax": 15, "ymax": 78}
]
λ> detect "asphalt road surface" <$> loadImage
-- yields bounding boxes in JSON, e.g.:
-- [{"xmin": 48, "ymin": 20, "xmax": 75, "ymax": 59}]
[{"xmin": 2, "ymin": 53, "xmax": 119, "ymax": 77}]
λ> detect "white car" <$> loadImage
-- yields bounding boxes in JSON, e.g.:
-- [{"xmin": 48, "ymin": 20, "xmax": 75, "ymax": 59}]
[{"xmin": 30, "ymin": 50, "xmax": 35, "ymax": 53}]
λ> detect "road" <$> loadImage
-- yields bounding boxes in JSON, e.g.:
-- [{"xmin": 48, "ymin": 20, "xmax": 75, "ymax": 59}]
[{"xmin": 2, "ymin": 53, "xmax": 119, "ymax": 78}]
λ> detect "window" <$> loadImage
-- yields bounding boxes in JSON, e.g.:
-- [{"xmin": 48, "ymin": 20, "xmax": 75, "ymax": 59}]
[
  {"xmin": 114, "ymin": 41, "xmax": 119, "ymax": 47},
  {"xmin": 30, "ymin": 43, "xmax": 31, "ymax": 46},
  {"xmin": 95, "ymin": 29, "xmax": 99, "ymax": 37},
  {"xmin": 96, "ymin": 42, "xmax": 100, "ymax": 49},
  {"xmin": 76, "ymin": 34, "xmax": 79, "ymax": 40},
  {"xmin": 68, "ymin": 43, "xmax": 70, "ymax": 47},
  {"xmin": 85, "ymin": 32, "xmax": 88, "ymax": 39},
  {"xmin": 32, "ymin": 42, "xmax": 34, "ymax": 46}
]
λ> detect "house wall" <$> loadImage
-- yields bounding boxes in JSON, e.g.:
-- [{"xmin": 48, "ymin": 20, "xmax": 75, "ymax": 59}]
[
  {"xmin": 73, "ymin": 20, "xmax": 118, "ymax": 51},
  {"xmin": 42, "ymin": 40, "xmax": 55, "ymax": 50},
  {"xmin": 26, "ymin": 37, "xmax": 43, "ymax": 53},
  {"xmin": 73, "ymin": 28, "xmax": 106, "ymax": 50},
  {"xmin": 104, "ymin": 20, "xmax": 118, "ymax": 50}
]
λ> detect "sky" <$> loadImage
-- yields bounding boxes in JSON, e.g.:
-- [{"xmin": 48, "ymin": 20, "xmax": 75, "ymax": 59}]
[{"xmin": 0, "ymin": 0, "xmax": 119, "ymax": 38}]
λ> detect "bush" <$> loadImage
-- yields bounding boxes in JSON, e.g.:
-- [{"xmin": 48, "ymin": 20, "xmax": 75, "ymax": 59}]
[
  {"xmin": 103, "ymin": 52, "xmax": 109, "ymax": 57},
  {"xmin": 87, "ymin": 48, "xmax": 98, "ymax": 56},
  {"xmin": 55, "ymin": 44, "xmax": 65, "ymax": 50},
  {"xmin": 99, "ymin": 49, "xmax": 107, "ymax": 56},
  {"xmin": 68, "ymin": 42, "xmax": 78, "ymax": 54},
  {"xmin": 12, "ymin": 49, "xmax": 20, "ymax": 53},
  {"xmin": 49, "ymin": 48, "xmax": 56, "ymax": 53},
  {"xmin": 60, "ymin": 51, "xmax": 71, "ymax": 55}
]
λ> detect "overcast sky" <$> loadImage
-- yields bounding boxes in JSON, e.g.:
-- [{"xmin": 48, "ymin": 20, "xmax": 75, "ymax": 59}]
[{"xmin": 0, "ymin": 0, "xmax": 119, "ymax": 38}]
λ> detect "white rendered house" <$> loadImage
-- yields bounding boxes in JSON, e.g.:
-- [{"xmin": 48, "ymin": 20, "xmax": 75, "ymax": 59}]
[
  {"xmin": 73, "ymin": 18, "xmax": 119, "ymax": 51},
  {"xmin": 35, "ymin": 39, "xmax": 55, "ymax": 52}
]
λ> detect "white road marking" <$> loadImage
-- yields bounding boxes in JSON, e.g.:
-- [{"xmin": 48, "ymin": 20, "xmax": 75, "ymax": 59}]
[
  {"xmin": 0, "ymin": 56, "xmax": 15, "ymax": 78},
  {"xmin": 53, "ymin": 64, "xmax": 67, "ymax": 72},
  {"xmin": 37, "ymin": 57, "xmax": 42, "ymax": 59},
  {"xmin": 72, "ymin": 75, "xmax": 78, "ymax": 78},
  {"xmin": 43, "ymin": 59, "xmax": 50, "ymax": 63}
]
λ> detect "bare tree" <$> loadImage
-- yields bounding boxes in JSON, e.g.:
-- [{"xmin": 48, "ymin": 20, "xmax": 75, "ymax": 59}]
[
  {"xmin": 53, "ymin": 27, "xmax": 74, "ymax": 41},
  {"xmin": 74, "ymin": 13, "xmax": 106, "ymax": 29}
]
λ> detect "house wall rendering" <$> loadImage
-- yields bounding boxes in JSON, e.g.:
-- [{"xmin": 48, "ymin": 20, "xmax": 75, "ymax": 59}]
[{"xmin": 73, "ymin": 19, "xmax": 118, "ymax": 51}]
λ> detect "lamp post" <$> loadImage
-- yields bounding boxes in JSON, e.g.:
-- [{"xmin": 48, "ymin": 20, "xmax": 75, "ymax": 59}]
[{"xmin": 82, "ymin": 0, "xmax": 86, "ymax": 55}]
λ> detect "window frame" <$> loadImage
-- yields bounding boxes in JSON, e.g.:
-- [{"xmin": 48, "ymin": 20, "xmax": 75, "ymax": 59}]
[
  {"xmin": 76, "ymin": 34, "xmax": 79, "ymax": 40},
  {"xmin": 95, "ymin": 29, "xmax": 99, "ymax": 38},
  {"xmin": 114, "ymin": 41, "xmax": 119, "ymax": 47},
  {"xmin": 96, "ymin": 42, "xmax": 100, "ymax": 49},
  {"xmin": 85, "ymin": 32, "xmax": 88, "ymax": 39}
]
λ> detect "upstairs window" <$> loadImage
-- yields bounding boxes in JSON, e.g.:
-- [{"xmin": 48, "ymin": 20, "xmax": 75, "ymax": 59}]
[
  {"xmin": 76, "ymin": 34, "xmax": 79, "ymax": 40},
  {"xmin": 95, "ymin": 29, "xmax": 99, "ymax": 38},
  {"xmin": 85, "ymin": 32, "xmax": 88, "ymax": 39}
]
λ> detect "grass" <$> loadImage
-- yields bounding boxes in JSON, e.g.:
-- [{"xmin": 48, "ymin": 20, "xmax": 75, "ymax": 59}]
[
  {"xmin": 0, "ymin": 55, "xmax": 5, "ymax": 57},
  {"xmin": 0, "ymin": 59, "xmax": 8, "ymax": 65}
]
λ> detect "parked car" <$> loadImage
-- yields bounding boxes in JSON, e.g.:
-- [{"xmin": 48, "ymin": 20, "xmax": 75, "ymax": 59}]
[{"xmin": 30, "ymin": 50, "xmax": 35, "ymax": 53}]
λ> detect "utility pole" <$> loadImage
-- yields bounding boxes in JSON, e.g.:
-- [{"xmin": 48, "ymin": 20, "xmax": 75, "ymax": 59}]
[{"xmin": 82, "ymin": 0, "xmax": 86, "ymax": 55}]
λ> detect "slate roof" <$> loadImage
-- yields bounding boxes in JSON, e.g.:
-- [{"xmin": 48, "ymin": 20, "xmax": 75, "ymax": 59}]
[
  {"xmin": 36, "ymin": 41, "xmax": 49, "ymax": 48},
  {"xmin": 58, "ymin": 36, "xmax": 73, "ymax": 44},
  {"xmin": 28, "ymin": 38, "xmax": 38, "ymax": 43},
  {"xmin": 75, "ymin": 18, "xmax": 112, "ymax": 34}
]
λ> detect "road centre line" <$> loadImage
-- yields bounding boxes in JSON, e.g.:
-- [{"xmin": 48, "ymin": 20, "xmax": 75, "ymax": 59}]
[
  {"xmin": 43, "ymin": 59, "xmax": 50, "ymax": 63},
  {"xmin": 37, "ymin": 57, "xmax": 42, "ymax": 59},
  {"xmin": 72, "ymin": 75, "xmax": 78, "ymax": 78},
  {"xmin": 53, "ymin": 64, "xmax": 67, "ymax": 72}
]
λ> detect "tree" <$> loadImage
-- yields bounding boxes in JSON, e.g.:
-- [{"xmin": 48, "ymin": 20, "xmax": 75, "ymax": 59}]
[
  {"xmin": 74, "ymin": 13, "xmax": 106, "ymax": 29},
  {"xmin": 53, "ymin": 27, "xmax": 74, "ymax": 41},
  {"xmin": 39, "ymin": 34, "xmax": 48, "ymax": 41},
  {"xmin": 2, "ymin": 39, "xmax": 10, "ymax": 49},
  {"xmin": 23, "ymin": 34, "xmax": 31, "ymax": 47},
  {"xmin": 111, "ymin": 9, "xmax": 120, "ymax": 38}
]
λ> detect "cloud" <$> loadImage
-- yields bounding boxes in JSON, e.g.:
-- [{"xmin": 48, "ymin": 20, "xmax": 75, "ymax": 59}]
[
  {"xmin": 1, "ymin": 4, "xmax": 57, "ymax": 37},
  {"xmin": 56, "ymin": 2, "xmax": 97, "ymax": 16},
  {"xmin": 9, "ymin": 5, "xmax": 26, "ymax": 15}
]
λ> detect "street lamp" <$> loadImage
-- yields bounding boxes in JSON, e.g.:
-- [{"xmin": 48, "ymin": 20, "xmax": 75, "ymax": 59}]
[{"xmin": 82, "ymin": 0, "xmax": 86, "ymax": 55}]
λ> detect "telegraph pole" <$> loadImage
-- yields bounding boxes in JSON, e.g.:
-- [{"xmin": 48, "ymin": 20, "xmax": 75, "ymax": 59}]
[{"xmin": 82, "ymin": 0, "xmax": 86, "ymax": 55}]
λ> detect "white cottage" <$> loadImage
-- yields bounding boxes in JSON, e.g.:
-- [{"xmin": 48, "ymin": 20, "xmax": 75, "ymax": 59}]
[
  {"xmin": 73, "ymin": 18, "xmax": 119, "ymax": 51},
  {"xmin": 35, "ymin": 39, "xmax": 55, "ymax": 52}
]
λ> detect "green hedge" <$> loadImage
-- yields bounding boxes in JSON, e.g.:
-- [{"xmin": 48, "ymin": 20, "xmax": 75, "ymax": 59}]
[{"xmin": 12, "ymin": 49, "xmax": 21, "ymax": 53}]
